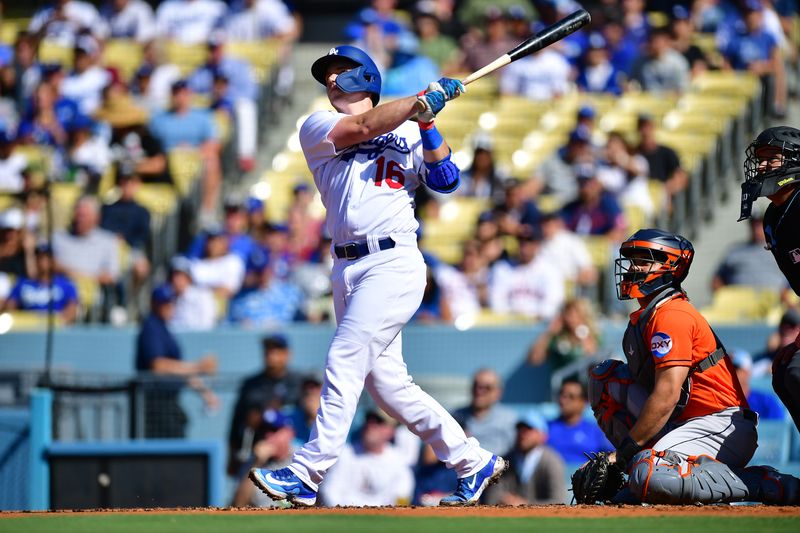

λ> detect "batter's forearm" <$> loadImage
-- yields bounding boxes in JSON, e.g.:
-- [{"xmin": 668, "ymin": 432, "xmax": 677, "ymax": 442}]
[{"xmin": 332, "ymin": 96, "xmax": 421, "ymax": 149}]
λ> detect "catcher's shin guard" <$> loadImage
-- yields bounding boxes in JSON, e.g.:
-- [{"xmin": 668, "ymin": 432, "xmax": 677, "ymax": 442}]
[
  {"xmin": 588, "ymin": 360, "xmax": 648, "ymax": 447},
  {"xmin": 734, "ymin": 465, "xmax": 800, "ymax": 505},
  {"xmin": 628, "ymin": 450, "xmax": 749, "ymax": 504}
]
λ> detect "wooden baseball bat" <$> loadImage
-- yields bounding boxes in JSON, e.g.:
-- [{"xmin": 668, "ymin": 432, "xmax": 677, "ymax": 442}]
[{"xmin": 462, "ymin": 9, "xmax": 592, "ymax": 86}]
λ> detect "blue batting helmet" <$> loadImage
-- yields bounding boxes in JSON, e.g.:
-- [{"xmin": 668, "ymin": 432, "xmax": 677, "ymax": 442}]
[{"xmin": 311, "ymin": 45, "xmax": 382, "ymax": 106}]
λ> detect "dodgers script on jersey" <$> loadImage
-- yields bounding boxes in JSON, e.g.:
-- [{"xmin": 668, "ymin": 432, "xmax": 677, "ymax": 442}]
[{"xmin": 299, "ymin": 111, "xmax": 427, "ymax": 244}]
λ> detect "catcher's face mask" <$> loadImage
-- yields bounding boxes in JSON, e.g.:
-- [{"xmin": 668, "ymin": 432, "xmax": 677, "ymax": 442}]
[
  {"xmin": 615, "ymin": 231, "xmax": 693, "ymax": 300},
  {"xmin": 740, "ymin": 127, "xmax": 800, "ymax": 220}
]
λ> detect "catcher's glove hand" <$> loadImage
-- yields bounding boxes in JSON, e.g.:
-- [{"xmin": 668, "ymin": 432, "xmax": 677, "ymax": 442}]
[{"xmin": 571, "ymin": 451, "xmax": 626, "ymax": 504}]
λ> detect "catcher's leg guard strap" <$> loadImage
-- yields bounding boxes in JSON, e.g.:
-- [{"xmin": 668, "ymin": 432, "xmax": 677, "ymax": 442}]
[
  {"xmin": 629, "ymin": 450, "xmax": 750, "ymax": 504},
  {"xmin": 735, "ymin": 466, "xmax": 800, "ymax": 505}
]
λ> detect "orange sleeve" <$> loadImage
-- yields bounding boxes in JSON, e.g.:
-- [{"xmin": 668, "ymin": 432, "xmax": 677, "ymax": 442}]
[{"xmin": 645, "ymin": 308, "xmax": 696, "ymax": 369}]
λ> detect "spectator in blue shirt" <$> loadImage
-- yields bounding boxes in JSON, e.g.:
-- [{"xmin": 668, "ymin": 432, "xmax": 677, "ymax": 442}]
[
  {"xmin": 560, "ymin": 166, "xmax": 626, "ymax": 242},
  {"xmin": 547, "ymin": 378, "xmax": 613, "ymax": 464},
  {"xmin": 382, "ymin": 32, "xmax": 440, "ymax": 96},
  {"xmin": 576, "ymin": 32, "xmax": 624, "ymax": 96},
  {"xmin": 148, "ymin": 79, "xmax": 221, "ymax": 219},
  {"xmin": 1, "ymin": 242, "xmax": 78, "ymax": 323},
  {"xmin": 227, "ymin": 257, "xmax": 304, "ymax": 328},
  {"xmin": 732, "ymin": 349, "xmax": 786, "ymax": 421},
  {"xmin": 136, "ymin": 284, "xmax": 218, "ymax": 438},
  {"xmin": 601, "ymin": 16, "xmax": 640, "ymax": 76},
  {"xmin": 186, "ymin": 194, "xmax": 256, "ymax": 265}
]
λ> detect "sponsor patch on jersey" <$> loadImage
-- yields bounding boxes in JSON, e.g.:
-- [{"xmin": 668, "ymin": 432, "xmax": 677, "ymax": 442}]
[{"xmin": 650, "ymin": 332, "xmax": 673, "ymax": 358}]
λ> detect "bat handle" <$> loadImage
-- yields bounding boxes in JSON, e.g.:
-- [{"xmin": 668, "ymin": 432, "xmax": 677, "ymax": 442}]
[{"xmin": 462, "ymin": 54, "xmax": 512, "ymax": 86}]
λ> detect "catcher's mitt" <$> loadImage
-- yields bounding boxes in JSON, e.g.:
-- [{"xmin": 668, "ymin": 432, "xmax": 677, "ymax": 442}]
[{"xmin": 571, "ymin": 451, "xmax": 626, "ymax": 504}]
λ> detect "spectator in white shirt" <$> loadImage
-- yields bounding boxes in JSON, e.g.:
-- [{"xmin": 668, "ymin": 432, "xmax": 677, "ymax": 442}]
[
  {"xmin": 60, "ymin": 34, "xmax": 112, "ymax": 116},
  {"xmin": 28, "ymin": 0, "xmax": 109, "ymax": 48},
  {"xmin": 100, "ymin": 0, "xmax": 157, "ymax": 43},
  {"xmin": 155, "ymin": 0, "xmax": 227, "ymax": 44},
  {"xmin": 435, "ymin": 240, "xmax": 488, "ymax": 322},
  {"xmin": 489, "ymin": 224, "xmax": 565, "ymax": 321},
  {"xmin": 168, "ymin": 256, "xmax": 217, "ymax": 330},
  {"xmin": 67, "ymin": 114, "xmax": 111, "ymax": 189},
  {"xmin": 224, "ymin": 0, "xmax": 296, "ymax": 41},
  {"xmin": 538, "ymin": 212, "xmax": 597, "ymax": 289},
  {"xmin": 189, "ymin": 227, "xmax": 245, "ymax": 299},
  {"xmin": 0, "ymin": 130, "xmax": 28, "ymax": 193},
  {"xmin": 500, "ymin": 48, "xmax": 572, "ymax": 101}
]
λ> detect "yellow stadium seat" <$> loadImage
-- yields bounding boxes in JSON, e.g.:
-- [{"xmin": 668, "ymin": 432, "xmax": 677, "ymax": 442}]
[
  {"xmin": 102, "ymin": 39, "xmax": 143, "ymax": 81},
  {"xmin": 213, "ymin": 110, "xmax": 232, "ymax": 144},
  {"xmin": 168, "ymin": 149, "xmax": 203, "ymax": 197},
  {"xmin": 539, "ymin": 109, "xmax": 577, "ymax": 134},
  {"xmin": 466, "ymin": 309, "xmax": 530, "ymax": 327},
  {"xmin": 701, "ymin": 286, "xmax": 781, "ymax": 324},
  {"xmin": 676, "ymin": 94, "xmax": 747, "ymax": 120},
  {"xmin": 617, "ymin": 92, "xmax": 678, "ymax": 119},
  {"xmin": 537, "ymin": 194, "xmax": 562, "ymax": 214},
  {"xmin": 0, "ymin": 19, "xmax": 25, "ymax": 45},
  {"xmin": 581, "ymin": 235, "xmax": 613, "ymax": 269},
  {"xmin": 14, "ymin": 144, "xmax": 53, "ymax": 189},
  {"xmin": 38, "ymin": 39, "xmax": 73, "ymax": 68},
  {"xmin": 49, "ymin": 182, "xmax": 82, "ymax": 230},
  {"xmin": 598, "ymin": 109, "xmax": 638, "ymax": 134},
  {"xmin": 225, "ymin": 39, "xmax": 280, "ymax": 84},
  {"xmin": 0, "ymin": 311, "xmax": 58, "ymax": 331},
  {"xmin": 72, "ymin": 274, "xmax": 100, "ymax": 313},
  {"xmin": 0, "ymin": 194, "xmax": 16, "ymax": 211},
  {"xmin": 691, "ymin": 71, "xmax": 761, "ymax": 100},
  {"xmin": 661, "ymin": 110, "xmax": 728, "ymax": 136},
  {"xmin": 133, "ymin": 183, "xmax": 179, "ymax": 216},
  {"xmin": 164, "ymin": 42, "xmax": 208, "ymax": 74},
  {"xmin": 647, "ymin": 180, "xmax": 667, "ymax": 212},
  {"xmin": 624, "ymin": 205, "xmax": 647, "ymax": 233}
]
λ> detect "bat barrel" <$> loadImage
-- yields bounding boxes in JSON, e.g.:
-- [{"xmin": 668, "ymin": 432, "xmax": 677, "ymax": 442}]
[{"xmin": 507, "ymin": 9, "xmax": 591, "ymax": 62}]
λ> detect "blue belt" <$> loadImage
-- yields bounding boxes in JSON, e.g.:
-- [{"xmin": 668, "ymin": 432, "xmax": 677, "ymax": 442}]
[{"xmin": 334, "ymin": 237, "xmax": 395, "ymax": 260}]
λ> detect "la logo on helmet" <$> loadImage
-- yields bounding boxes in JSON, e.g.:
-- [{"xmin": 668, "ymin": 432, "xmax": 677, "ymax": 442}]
[{"xmin": 329, "ymin": 48, "xmax": 338, "ymax": 55}]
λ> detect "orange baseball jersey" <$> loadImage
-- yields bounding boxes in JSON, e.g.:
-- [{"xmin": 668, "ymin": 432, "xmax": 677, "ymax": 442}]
[{"xmin": 629, "ymin": 294, "xmax": 748, "ymax": 422}]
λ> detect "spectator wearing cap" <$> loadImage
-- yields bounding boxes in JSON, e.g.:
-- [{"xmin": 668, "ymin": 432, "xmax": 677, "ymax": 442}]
[
  {"xmin": 100, "ymin": 0, "xmax": 157, "ymax": 42},
  {"xmin": 636, "ymin": 113, "xmax": 688, "ymax": 196},
  {"xmin": 1, "ymin": 242, "xmax": 79, "ymax": 323},
  {"xmin": 227, "ymin": 253, "xmax": 304, "ymax": 327},
  {"xmin": 494, "ymin": 178, "xmax": 542, "ymax": 239},
  {"xmin": 188, "ymin": 226, "xmax": 245, "ymax": 299},
  {"xmin": 100, "ymin": 163, "xmax": 151, "ymax": 288},
  {"xmin": 0, "ymin": 129, "xmax": 29, "ymax": 193},
  {"xmin": 483, "ymin": 410, "xmax": 566, "ymax": 505},
  {"xmin": 538, "ymin": 212, "xmax": 597, "ymax": 289},
  {"xmin": 320, "ymin": 408, "xmax": 415, "ymax": 507},
  {"xmin": 535, "ymin": 125, "xmax": 596, "ymax": 206},
  {"xmin": 547, "ymin": 378, "xmax": 613, "ymax": 464},
  {"xmin": 66, "ymin": 114, "xmax": 112, "ymax": 190},
  {"xmin": 576, "ymin": 32, "xmax": 624, "ymax": 96},
  {"xmin": 713, "ymin": 210, "xmax": 787, "ymax": 293},
  {"xmin": 135, "ymin": 283, "xmax": 218, "ymax": 438},
  {"xmin": 559, "ymin": 165, "xmax": 626, "ymax": 241},
  {"xmin": 413, "ymin": 2, "xmax": 461, "ymax": 74},
  {"xmin": 245, "ymin": 196, "xmax": 265, "ymax": 235},
  {"xmin": 187, "ymin": 36, "xmax": 258, "ymax": 171},
  {"xmin": 575, "ymin": 105, "xmax": 597, "ymax": 135},
  {"xmin": 232, "ymin": 407, "xmax": 298, "ymax": 507},
  {"xmin": 168, "ymin": 255, "xmax": 217, "ymax": 331},
  {"xmin": 731, "ymin": 349, "xmax": 786, "ymax": 420},
  {"xmin": 630, "ymin": 26, "xmax": 690, "ymax": 94},
  {"xmin": 228, "ymin": 334, "xmax": 304, "ymax": 475},
  {"xmin": 250, "ymin": 221, "xmax": 295, "ymax": 281},
  {"xmin": 149, "ymin": 79, "xmax": 222, "ymax": 218},
  {"xmin": 670, "ymin": 4, "xmax": 709, "ymax": 77},
  {"xmin": 28, "ymin": 0, "xmax": 109, "ymax": 48},
  {"xmin": 0, "ymin": 208, "xmax": 34, "ymax": 280},
  {"xmin": 154, "ymin": 0, "xmax": 227, "ymax": 44},
  {"xmin": 61, "ymin": 34, "xmax": 113, "ymax": 116},
  {"xmin": 187, "ymin": 195, "xmax": 257, "ymax": 264},
  {"xmin": 488, "ymin": 224, "xmax": 566, "ymax": 321}
]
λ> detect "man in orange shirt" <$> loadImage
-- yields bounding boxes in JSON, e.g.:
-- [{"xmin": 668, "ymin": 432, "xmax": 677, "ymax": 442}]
[{"xmin": 586, "ymin": 229, "xmax": 798, "ymax": 504}]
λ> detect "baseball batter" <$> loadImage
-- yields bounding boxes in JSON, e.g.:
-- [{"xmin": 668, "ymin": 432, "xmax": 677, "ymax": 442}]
[
  {"xmin": 738, "ymin": 126, "xmax": 800, "ymax": 435},
  {"xmin": 249, "ymin": 45, "xmax": 507, "ymax": 507},
  {"xmin": 585, "ymin": 229, "xmax": 798, "ymax": 504}
]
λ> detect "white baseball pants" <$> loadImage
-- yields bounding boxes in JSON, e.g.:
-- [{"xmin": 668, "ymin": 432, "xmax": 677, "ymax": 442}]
[{"xmin": 289, "ymin": 238, "xmax": 492, "ymax": 490}]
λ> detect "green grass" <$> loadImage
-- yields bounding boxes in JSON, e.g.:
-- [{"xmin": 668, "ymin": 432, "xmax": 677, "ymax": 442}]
[{"xmin": 1, "ymin": 515, "xmax": 798, "ymax": 533}]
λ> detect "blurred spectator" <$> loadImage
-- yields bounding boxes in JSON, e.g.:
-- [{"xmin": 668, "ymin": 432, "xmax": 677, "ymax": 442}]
[
  {"xmin": 100, "ymin": 163, "xmax": 151, "ymax": 289},
  {"xmin": 754, "ymin": 308, "xmax": 800, "ymax": 373},
  {"xmin": 435, "ymin": 240, "xmax": 488, "ymax": 320},
  {"xmin": 286, "ymin": 183, "xmax": 323, "ymax": 261},
  {"xmin": 0, "ymin": 129, "xmax": 28, "ymax": 193},
  {"xmin": 596, "ymin": 131, "xmax": 654, "ymax": 218},
  {"xmin": 460, "ymin": 6, "xmax": 517, "ymax": 73},
  {"xmin": 713, "ymin": 212, "xmax": 787, "ymax": 292},
  {"xmin": 135, "ymin": 283, "xmax": 218, "ymax": 438},
  {"xmin": 228, "ymin": 334, "xmax": 303, "ymax": 475},
  {"xmin": 1, "ymin": 242, "xmax": 78, "ymax": 323},
  {"xmin": 576, "ymin": 32, "xmax": 624, "ymax": 95},
  {"xmin": 137, "ymin": 42, "xmax": 182, "ymax": 112},
  {"xmin": 224, "ymin": 0, "xmax": 297, "ymax": 42},
  {"xmin": 168, "ymin": 256, "xmax": 217, "ymax": 331},
  {"xmin": 100, "ymin": 0, "xmax": 157, "ymax": 42},
  {"xmin": 28, "ymin": 0, "xmax": 109, "ymax": 48},
  {"xmin": 474, "ymin": 210, "xmax": 509, "ymax": 267},
  {"xmin": 452, "ymin": 368, "xmax": 518, "ymax": 455},
  {"xmin": 489, "ymin": 225, "xmax": 565, "ymax": 321},
  {"xmin": 535, "ymin": 126, "xmax": 595, "ymax": 206},
  {"xmin": 630, "ymin": 26, "xmax": 690, "ymax": 93},
  {"xmin": 636, "ymin": 114, "xmax": 688, "ymax": 196},
  {"xmin": 187, "ymin": 36, "xmax": 258, "ymax": 170},
  {"xmin": 10, "ymin": 32, "xmax": 41, "ymax": 110},
  {"xmin": 670, "ymin": 4, "xmax": 709, "ymax": 77},
  {"xmin": 412, "ymin": 262, "xmax": 451, "ymax": 323},
  {"xmin": 232, "ymin": 408, "xmax": 297, "ymax": 507},
  {"xmin": 288, "ymin": 375, "xmax": 323, "ymax": 444},
  {"xmin": 155, "ymin": 0, "xmax": 227, "ymax": 44},
  {"xmin": 412, "ymin": 443, "xmax": 457, "ymax": 506},
  {"xmin": 66, "ymin": 114, "xmax": 111, "ymax": 190},
  {"xmin": 245, "ymin": 196, "xmax": 265, "ymax": 233},
  {"xmin": 621, "ymin": 0, "xmax": 650, "ymax": 47},
  {"xmin": 228, "ymin": 257, "xmax": 304, "ymax": 327},
  {"xmin": 60, "ymin": 34, "xmax": 113, "ymax": 116},
  {"xmin": 538, "ymin": 212, "xmax": 597, "ymax": 288},
  {"xmin": 458, "ymin": 142, "xmax": 506, "ymax": 200},
  {"xmin": 188, "ymin": 227, "xmax": 245, "ymax": 298},
  {"xmin": 547, "ymin": 378, "xmax": 613, "ymax": 463},
  {"xmin": 251, "ymin": 222, "xmax": 295, "ymax": 281},
  {"xmin": 17, "ymin": 81, "xmax": 68, "ymax": 148},
  {"xmin": 732, "ymin": 349, "xmax": 786, "ymax": 420},
  {"xmin": 149, "ymin": 79, "xmax": 221, "ymax": 218},
  {"xmin": 483, "ymin": 411, "xmax": 566, "ymax": 505},
  {"xmin": 187, "ymin": 195, "xmax": 256, "ymax": 264},
  {"xmin": 560, "ymin": 166, "xmax": 626, "ymax": 241},
  {"xmin": 494, "ymin": 178, "xmax": 541, "ymax": 238},
  {"xmin": 320, "ymin": 408, "xmax": 414, "ymax": 507},
  {"xmin": 499, "ymin": 41, "xmax": 571, "ymax": 101},
  {"xmin": 53, "ymin": 195, "xmax": 120, "ymax": 288},
  {"xmin": 413, "ymin": 1, "xmax": 461, "ymax": 74},
  {"xmin": 528, "ymin": 298, "xmax": 600, "ymax": 370},
  {"xmin": 382, "ymin": 32, "xmax": 440, "ymax": 96},
  {"xmin": 601, "ymin": 15, "xmax": 640, "ymax": 76}
]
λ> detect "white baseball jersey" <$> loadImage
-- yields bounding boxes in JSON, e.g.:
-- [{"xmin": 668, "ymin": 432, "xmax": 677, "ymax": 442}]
[
  {"xmin": 224, "ymin": 0, "xmax": 295, "ymax": 41},
  {"xmin": 101, "ymin": 0, "xmax": 157, "ymax": 43},
  {"xmin": 299, "ymin": 111, "xmax": 426, "ymax": 245},
  {"xmin": 29, "ymin": 1, "xmax": 109, "ymax": 47},
  {"xmin": 155, "ymin": 0, "xmax": 227, "ymax": 44}
]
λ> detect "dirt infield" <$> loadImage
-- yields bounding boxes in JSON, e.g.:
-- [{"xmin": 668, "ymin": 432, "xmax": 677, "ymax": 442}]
[{"xmin": 2, "ymin": 505, "xmax": 799, "ymax": 518}]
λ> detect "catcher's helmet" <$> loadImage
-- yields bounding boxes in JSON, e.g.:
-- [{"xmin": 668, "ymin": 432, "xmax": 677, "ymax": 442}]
[
  {"xmin": 614, "ymin": 228, "xmax": 694, "ymax": 300},
  {"xmin": 311, "ymin": 45, "xmax": 382, "ymax": 106},
  {"xmin": 739, "ymin": 126, "xmax": 800, "ymax": 220}
]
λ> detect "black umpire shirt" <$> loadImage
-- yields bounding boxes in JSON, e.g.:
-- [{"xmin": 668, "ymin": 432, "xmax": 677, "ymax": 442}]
[{"xmin": 763, "ymin": 186, "xmax": 800, "ymax": 296}]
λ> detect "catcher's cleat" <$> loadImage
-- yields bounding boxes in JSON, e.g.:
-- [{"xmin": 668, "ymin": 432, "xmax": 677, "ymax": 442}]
[
  {"xmin": 439, "ymin": 455, "xmax": 509, "ymax": 506},
  {"xmin": 249, "ymin": 467, "xmax": 317, "ymax": 507}
]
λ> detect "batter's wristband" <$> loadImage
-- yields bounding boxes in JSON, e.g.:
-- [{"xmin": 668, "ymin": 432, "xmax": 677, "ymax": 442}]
[
  {"xmin": 419, "ymin": 123, "xmax": 443, "ymax": 150},
  {"xmin": 617, "ymin": 435, "xmax": 642, "ymax": 466}
]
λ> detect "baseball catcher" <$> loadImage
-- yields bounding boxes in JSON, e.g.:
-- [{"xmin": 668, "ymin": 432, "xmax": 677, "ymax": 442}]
[
  {"xmin": 573, "ymin": 229, "xmax": 799, "ymax": 505},
  {"xmin": 739, "ymin": 126, "xmax": 800, "ymax": 435}
]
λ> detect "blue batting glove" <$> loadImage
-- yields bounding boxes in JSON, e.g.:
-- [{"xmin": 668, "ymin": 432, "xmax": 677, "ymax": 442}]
[
  {"xmin": 416, "ymin": 89, "xmax": 446, "ymax": 123},
  {"xmin": 429, "ymin": 78, "xmax": 466, "ymax": 101}
]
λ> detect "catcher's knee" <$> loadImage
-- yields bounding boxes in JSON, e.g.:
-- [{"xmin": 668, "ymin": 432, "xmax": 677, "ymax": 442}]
[{"xmin": 628, "ymin": 449, "xmax": 749, "ymax": 504}]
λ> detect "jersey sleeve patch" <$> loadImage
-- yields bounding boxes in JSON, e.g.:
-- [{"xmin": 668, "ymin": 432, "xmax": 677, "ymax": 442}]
[{"xmin": 650, "ymin": 332, "xmax": 673, "ymax": 358}]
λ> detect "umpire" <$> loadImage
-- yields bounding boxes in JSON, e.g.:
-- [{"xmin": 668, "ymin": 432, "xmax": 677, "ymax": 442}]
[{"xmin": 738, "ymin": 125, "xmax": 800, "ymax": 433}]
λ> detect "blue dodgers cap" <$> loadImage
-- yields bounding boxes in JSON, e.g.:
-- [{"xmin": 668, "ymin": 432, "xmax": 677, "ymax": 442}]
[
  {"xmin": 569, "ymin": 125, "xmax": 592, "ymax": 144},
  {"xmin": 261, "ymin": 408, "xmax": 293, "ymax": 430},
  {"xmin": 35, "ymin": 241, "xmax": 53, "ymax": 255},
  {"xmin": 577, "ymin": 105, "xmax": 595, "ymax": 119},
  {"xmin": 672, "ymin": 5, "xmax": 690, "ymax": 20},
  {"xmin": 171, "ymin": 79, "xmax": 189, "ymax": 93},
  {"xmin": 151, "ymin": 283, "xmax": 176, "ymax": 304},
  {"xmin": 587, "ymin": 32, "xmax": 607, "ymax": 50},
  {"xmin": 246, "ymin": 196, "xmax": 264, "ymax": 214},
  {"xmin": 516, "ymin": 410, "xmax": 548, "ymax": 432},
  {"xmin": 743, "ymin": 0, "xmax": 762, "ymax": 11}
]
